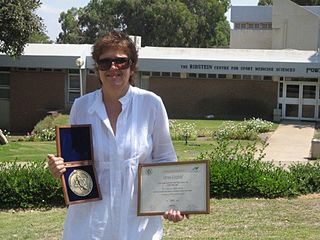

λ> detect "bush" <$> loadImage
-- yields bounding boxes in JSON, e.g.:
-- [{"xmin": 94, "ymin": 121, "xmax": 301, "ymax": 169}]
[
  {"xmin": 33, "ymin": 114, "xmax": 69, "ymax": 134},
  {"xmin": 198, "ymin": 139, "xmax": 299, "ymax": 198},
  {"xmin": 169, "ymin": 120, "xmax": 197, "ymax": 141},
  {"xmin": 289, "ymin": 162, "xmax": 320, "ymax": 194},
  {"xmin": 23, "ymin": 114, "xmax": 69, "ymax": 142},
  {"xmin": 213, "ymin": 118, "xmax": 274, "ymax": 140},
  {"xmin": 0, "ymin": 161, "xmax": 64, "ymax": 209}
]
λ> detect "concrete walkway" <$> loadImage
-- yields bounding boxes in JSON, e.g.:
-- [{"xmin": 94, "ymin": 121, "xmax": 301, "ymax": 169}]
[{"xmin": 262, "ymin": 121, "xmax": 315, "ymax": 167}]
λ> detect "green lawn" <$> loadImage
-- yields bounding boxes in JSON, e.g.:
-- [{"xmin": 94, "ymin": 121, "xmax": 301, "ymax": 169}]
[
  {"xmin": 0, "ymin": 141, "xmax": 55, "ymax": 162},
  {"xmin": 0, "ymin": 140, "xmax": 215, "ymax": 163},
  {"xmin": 1, "ymin": 197, "xmax": 319, "ymax": 240},
  {"xmin": 172, "ymin": 119, "xmax": 227, "ymax": 131},
  {"xmin": 174, "ymin": 140, "xmax": 216, "ymax": 160},
  {"xmin": 1, "ymin": 119, "xmax": 265, "ymax": 163}
]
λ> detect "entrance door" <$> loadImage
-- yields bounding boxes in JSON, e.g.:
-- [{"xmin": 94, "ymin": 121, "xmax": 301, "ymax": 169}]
[{"xmin": 283, "ymin": 82, "xmax": 317, "ymax": 120}]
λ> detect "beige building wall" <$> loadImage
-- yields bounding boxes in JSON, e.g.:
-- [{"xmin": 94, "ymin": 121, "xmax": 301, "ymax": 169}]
[
  {"xmin": 272, "ymin": 0, "xmax": 320, "ymax": 50},
  {"xmin": 230, "ymin": 30, "xmax": 272, "ymax": 49}
]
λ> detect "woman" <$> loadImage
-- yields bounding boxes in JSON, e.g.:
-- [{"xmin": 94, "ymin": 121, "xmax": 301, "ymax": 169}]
[{"xmin": 47, "ymin": 31, "xmax": 186, "ymax": 240}]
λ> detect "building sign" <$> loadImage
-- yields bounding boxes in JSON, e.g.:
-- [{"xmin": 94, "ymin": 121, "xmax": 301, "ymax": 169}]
[
  {"xmin": 178, "ymin": 61, "xmax": 319, "ymax": 77},
  {"xmin": 140, "ymin": 59, "xmax": 320, "ymax": 78},
  {"xmin": 181, "ymin": 64, "xmax": 296, "ymax": 74}
]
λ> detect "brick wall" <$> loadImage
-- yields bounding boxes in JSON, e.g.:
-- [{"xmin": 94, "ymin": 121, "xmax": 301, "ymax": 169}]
[
  {"xmin": 149, "ymin": 77, "xmax": 278, "ymax": 120},
  {"xmin": 10, "ymin": 71, "xmax": 66, "ymax": 133}
]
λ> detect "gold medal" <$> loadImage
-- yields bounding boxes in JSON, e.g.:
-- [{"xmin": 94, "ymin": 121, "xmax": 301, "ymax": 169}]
[{"xmin": 68, "ymin": 169, "xmax": 93, "ymax": 196}]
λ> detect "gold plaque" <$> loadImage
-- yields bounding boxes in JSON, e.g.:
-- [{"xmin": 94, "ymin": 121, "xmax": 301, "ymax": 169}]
[{"xmin": 68, "ymin": 169, "xmax": 93, "ymax": 197}]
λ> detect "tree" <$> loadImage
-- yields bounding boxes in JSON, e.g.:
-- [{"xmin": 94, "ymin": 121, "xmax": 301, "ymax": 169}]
[
  {"xmin": 180, "ymin": 0, "xmax": 230, "ymax": 47},
  {"xmin": 121, "ymin": 0, "xmax": 198, "ymax": 47},
  {"xmin": 0, "ymin": 0, "xmax": 44, "ymax": 56},
  {"xmin": 28, "ymin": 31, "xmax": 53, "ymax": 44},
  {"xmin": 258, "ymin": 0, "xmax": 273, "ymax": 5},
  {"xmin": 57, "ymin": 0, "xmax": 230, "ymax": 48},
  {"xmin": 57, "ymin": 7, "xmax": 83, "ymax": 43},
  {"xmin": 258, "ymin": 0, "xmax": 320, "ymax": 5}
]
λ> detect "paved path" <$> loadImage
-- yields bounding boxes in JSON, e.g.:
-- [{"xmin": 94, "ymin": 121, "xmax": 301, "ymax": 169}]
[{"xmin": 262, "ymin": 121, "xmax": 315, "ymax": 167}]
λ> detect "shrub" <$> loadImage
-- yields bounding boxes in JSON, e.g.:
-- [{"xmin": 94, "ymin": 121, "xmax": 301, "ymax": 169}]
[
  {"xmin": 0, "ymin": 161, "xmax": 64, "ymax": 209},
  {"xmin": 169, "ymin": 120, "xmax": 197, "ymax": 141},
  {"xmin": 198, "ymin": 139, "xmax": 299, "ymax": 198},
  {"xmin": 23, "ymin": 114, "xmax": 69, "ymax": 142},
  {"xmin": 289, "ymin": 162, "xmax": 320, "ymax": 194},
  {"xmin": 213, "ymin": 118, "xmax": 274, "ymax": 140},
  {"xmin": 33, "ymin": 114, "xmax": 69, "ymax": 134}
]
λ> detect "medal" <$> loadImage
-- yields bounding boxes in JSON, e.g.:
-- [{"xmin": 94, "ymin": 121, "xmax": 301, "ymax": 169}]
[{"xmin": 68, "ymin": 169, "xmax": 93, "ymax": 196}]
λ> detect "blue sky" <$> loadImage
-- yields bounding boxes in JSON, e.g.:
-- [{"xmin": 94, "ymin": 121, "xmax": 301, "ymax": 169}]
[{"xmin": 37, "ymin": 0, "xmax": 259, "ymax": 41}]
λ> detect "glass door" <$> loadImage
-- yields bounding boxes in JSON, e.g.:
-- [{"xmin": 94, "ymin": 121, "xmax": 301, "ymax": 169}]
[{"xmin": 283, "ymin": 82, "xmax": 317, "ymax": 120}]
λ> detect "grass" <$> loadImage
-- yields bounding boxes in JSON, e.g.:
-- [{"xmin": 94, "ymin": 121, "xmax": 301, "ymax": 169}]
[
  {"xmin": 173, "ymin": 119, "xmax": 227, "ymax": 132},
  {"xmin": 0, "ymin": 119, "xmax": 267, "ymax": 163},
  {"xmin": 173, "ymin": 140, "xmax": 215, "ymax": 160},
  {"xmin": 163, "ymin": 196, "xmax": 320, "ymax": 239},
  {"xmin": 1, "ymin": 196, "xmax": 319, "ymax": 239},
  {"xmin": 0, "ymin": 141, "xmax": 55, "ymax": 162}
]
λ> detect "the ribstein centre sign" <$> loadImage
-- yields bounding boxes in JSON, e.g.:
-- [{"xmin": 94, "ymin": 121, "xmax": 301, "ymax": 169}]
[{"xmin": 179, "ymin": 61, "xmax": 320, "ymax": 78}]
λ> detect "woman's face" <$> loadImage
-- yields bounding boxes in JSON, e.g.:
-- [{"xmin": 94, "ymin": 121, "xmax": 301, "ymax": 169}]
[{"xmin": 97, "ymin": 48, "xmax": 133, "ymax": 93}]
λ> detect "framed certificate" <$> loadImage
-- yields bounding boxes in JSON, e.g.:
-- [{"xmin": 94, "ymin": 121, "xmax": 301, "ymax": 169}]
[
  {"xmin": 56, "ymin": 124, "xmax": 101, "ymax": 205},
  {"xmin": 137, "ymin": 160, "xmax": 210, "ymax": 216}
]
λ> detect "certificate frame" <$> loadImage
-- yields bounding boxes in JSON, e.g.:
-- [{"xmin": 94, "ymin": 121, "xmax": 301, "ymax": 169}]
[
  {"xmin": 137, "ymin": 160, "xmax": 210, "ymax": 216},
  {"xmin": 56, "ymin": 124, "xmax": 102, "ymax": 205}
]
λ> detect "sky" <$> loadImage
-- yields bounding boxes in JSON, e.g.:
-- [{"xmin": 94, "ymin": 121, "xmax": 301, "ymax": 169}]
[{"xmin": 37, "ymin": 0, "xmax": 259, "ymax": 41}]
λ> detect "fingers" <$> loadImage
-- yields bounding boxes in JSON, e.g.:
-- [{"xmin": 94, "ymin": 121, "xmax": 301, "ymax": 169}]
[
  {"xmin": 163, "ymin": 209, "xmax": 188, "ymax": 223},
  {"xmin": 47, "ymin": 154, "xmax": 66, "ymax": 178}
]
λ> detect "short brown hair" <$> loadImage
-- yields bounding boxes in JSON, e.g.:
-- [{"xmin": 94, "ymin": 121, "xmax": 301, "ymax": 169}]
[{"xmin": 92, "ymin": 31, "xmax": 138, "ymax": 85}]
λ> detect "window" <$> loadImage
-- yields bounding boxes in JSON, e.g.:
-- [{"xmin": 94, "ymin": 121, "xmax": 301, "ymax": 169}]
[
  {"xmin": 263, "ymin": 76, "xmax": 272, "ymax": 81},
  {"xmin": 198, "ymin": 73, "xmax": 207, "ymax": 78},
  {"xmin": 242, "ymin": 75, "xmax": 252, "ymax": 80},
  {"xmin": 151, "ymin": 72, "xmax": 161, "ymax": 77},
  {"xmin": 208, "ymin": 74, "xmax": 217, "ymax": 78},
  {"xmin": 162, "ymin": 72, "xmax": 170, "ymax": 77},
  {"xmin": 252, "ymin": 75, "xmax": 262, "ymax": 80},
  {"xmin": 68, "ymin": 70, "xmax": 80, "ymax": 104},
  {"xmin": 279, "ymin": 82, "xmax": 283, "ymax": 98},
  {"xmin": 0, "ymin": 72, "xmax": 10, "ymax": 99},
  {"xmin": 218, "ymin": 74, "xmax": 226, "ymax": 79},
  {"xmin": 232, "ymin": 74, "xmax": 241, "ymax": 79},
  {"xmin": 141, "ymin": 71, "xmax": 150, "ymax": 76},
  {"xmin": 171, "ymin": 72, "xmax": 180, "ymax": 77},
  {"xmin": 42, "ymin": 68, "xmax": 54, "ymax": 72},
  {"xmin": 188, "ymin": 73, "xmax": 197, "ymax": 78}
]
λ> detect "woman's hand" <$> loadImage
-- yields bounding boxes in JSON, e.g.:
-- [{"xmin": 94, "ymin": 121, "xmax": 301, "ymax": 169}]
[
  {"xmin": 163, "ymin": 209, "xmax": 189, "ymax": 223},
  {"xmin": 47, "ymin": 154, "xmax": 66, "ymax": 178}
]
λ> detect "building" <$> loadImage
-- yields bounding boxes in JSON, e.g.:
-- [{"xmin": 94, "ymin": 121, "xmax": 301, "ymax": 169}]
[
  {"xmin": 230, "ymin": 0, "xmax": 320, "ymax": 50},
  {"xmin": 0, "ymin": 0, "xmax": 319, "ymax": 133}
]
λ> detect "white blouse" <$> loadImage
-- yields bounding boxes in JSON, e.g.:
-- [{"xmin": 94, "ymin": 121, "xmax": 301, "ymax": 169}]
[{"xmin": 62, "ymin": 86, "xmax": 177, "ymax": 240}]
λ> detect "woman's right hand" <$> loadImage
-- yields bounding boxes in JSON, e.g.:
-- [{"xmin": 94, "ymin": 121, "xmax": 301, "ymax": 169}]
[{"xmin": 47, "ymin": 154, "xmax": 66, "ymax": 178}]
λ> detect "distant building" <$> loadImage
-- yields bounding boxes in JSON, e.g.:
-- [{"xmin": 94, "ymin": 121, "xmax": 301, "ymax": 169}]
[
  {"xmin": 0, "ymin": 0, "xmax": 319, "ymax": 133},
  {"xmin": 230, "ymin": 0, "xmax": 320, "ymax": 50}
]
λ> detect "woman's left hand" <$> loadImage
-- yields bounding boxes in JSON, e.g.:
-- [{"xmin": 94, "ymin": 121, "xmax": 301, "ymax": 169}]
[{"xmin": 163, "ymin": 209, "xmax": 189, "ymax": 223}]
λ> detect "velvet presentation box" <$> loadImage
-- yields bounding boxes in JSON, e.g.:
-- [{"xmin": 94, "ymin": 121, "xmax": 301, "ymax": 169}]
[{"xmin": 55, "ymin": 124, "xmax": 101, "ymax": 205}]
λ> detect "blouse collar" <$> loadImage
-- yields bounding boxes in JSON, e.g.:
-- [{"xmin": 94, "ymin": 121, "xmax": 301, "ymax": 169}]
[{"xmin": 88, "ymin": 85, "xmax": 134, "ymax": 115}]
